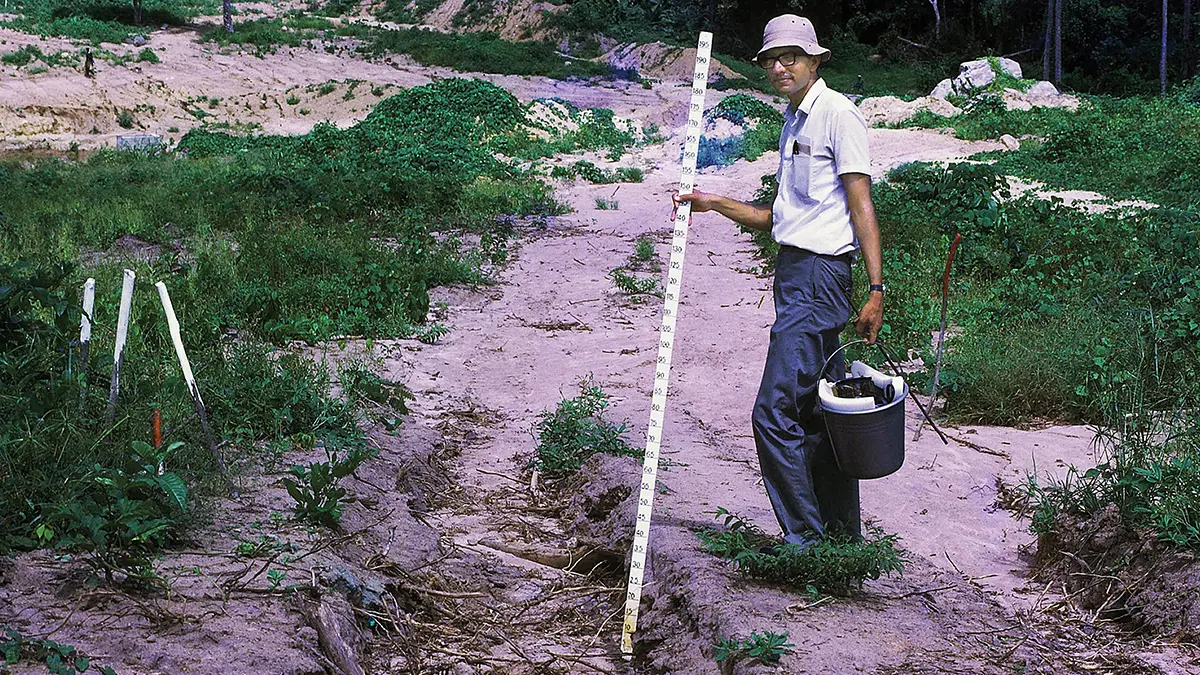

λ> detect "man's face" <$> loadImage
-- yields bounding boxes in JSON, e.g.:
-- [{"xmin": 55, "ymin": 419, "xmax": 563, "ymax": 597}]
[{"xmin": 758, "ymin": 48, "xmax": 820, "ymax": 98}]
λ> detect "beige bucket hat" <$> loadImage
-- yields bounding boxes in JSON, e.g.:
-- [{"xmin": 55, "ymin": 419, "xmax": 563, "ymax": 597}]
[{"xmin": 757, "ymin": 14, "xmax": 831, "ymax": 62}]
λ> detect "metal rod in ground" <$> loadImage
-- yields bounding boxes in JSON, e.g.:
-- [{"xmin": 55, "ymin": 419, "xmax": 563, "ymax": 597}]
[
  {"xmin": 79, "ymin": 277, "xmax": 95, "ymax": 404},
  {"xmin": 155, "ymin": 281, "xmax": 228, "ymax": 477},
  {"xmin": 105, "ymin": 269, "xmax": 135, "ymax": 425},
  {"xmin": 875, "ymin": 343, "xmax": 949, "ymax": 446},
  {"xmin": 915, "ymin": 233, "xmax": 961, "ymax": 442}
]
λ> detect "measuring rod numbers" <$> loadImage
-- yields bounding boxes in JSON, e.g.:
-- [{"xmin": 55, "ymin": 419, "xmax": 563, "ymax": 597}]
[{"xmin": 620, "ymin": 30, "xmax": 713, "ymax": 656}]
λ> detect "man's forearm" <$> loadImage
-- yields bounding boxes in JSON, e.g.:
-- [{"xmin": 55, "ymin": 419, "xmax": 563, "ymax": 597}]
[{"xmin": 710, "ymin": 196, "xmax": 773, "ymax": 232}]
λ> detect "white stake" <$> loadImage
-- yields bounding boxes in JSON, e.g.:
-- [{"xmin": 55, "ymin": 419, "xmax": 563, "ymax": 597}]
[
  {"xmin": 156, "ymin": 281, "xmax": 227, "ymax": 476},
  {"xmin": 620, "ymin": 30, "xmax": 712, "ymax": 656},
  {"xmin": 78, "ymin": 278, "xmax": 95, "ymax": 398},
  {"xmin": 105, "ymin": 269, "xmax": 136, "ymax": 424}
]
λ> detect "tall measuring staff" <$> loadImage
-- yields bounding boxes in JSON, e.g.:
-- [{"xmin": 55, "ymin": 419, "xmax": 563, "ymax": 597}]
[{"xmin": 621, "ymin": 30, "xmax": 713, "ymax": 655}]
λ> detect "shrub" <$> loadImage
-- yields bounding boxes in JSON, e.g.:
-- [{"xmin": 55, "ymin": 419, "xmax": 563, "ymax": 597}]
[
  {"xmin": 533, "ymin": 379, "xmax": 640, "ymax": 477},
  {"xmin": 136, "ymin": 47, "xmax": 158, "ymax": 63},
  {"xmin": 115, "ymin": 109, "xmax": 134, "ymax": 128}
]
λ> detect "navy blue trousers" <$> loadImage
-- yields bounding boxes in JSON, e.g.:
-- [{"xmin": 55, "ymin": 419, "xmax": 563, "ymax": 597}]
[{"xmin": 752, "ymin": 246, "xmax": 861, "ymax": 545}]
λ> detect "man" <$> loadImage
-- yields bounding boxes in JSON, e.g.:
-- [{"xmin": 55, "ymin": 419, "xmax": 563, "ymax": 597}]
[{"xmin": 674, "ymin": 14, "xmax": 884, "ymax": 548}]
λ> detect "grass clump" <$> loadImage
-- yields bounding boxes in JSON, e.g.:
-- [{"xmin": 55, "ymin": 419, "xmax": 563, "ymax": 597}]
[
  {"xmin": 199, "ymin": 17, "xmax": 318, "ymax": 55},
  {"xmin": 896, "ymin": 93, "xmax": 1077, "ymax": 141},
  {"xmin": 699, "ymin": 508, "xmax": 906, "ymax": 596},
  {"xmin": 533, "ymin": 378, "xmax": 640, "ymax": 477}
]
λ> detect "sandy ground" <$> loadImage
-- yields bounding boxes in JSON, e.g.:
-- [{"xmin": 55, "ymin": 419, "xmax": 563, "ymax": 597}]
[{"xmin": 2, "ymin": 17, "xmax": 1198, "ymax": 675}]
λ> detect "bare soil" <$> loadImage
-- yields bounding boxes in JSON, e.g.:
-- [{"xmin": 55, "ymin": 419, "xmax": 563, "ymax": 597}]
[{"xmin": 2, "ymin": 16, "xmax": 1198, "ymax": 675}]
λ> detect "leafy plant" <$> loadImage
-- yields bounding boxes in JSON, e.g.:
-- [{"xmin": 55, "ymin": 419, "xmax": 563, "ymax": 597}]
[
  {"xmin": 135, "ymin": 47, "xmax": 158, "ymax": 63},
  {"xmin": 594, "ymin": 197, "xmax": 619, "ymax": 210},
  {"xmin": 713, "ymin": 630, "xmax": 796, "ymax": 666},
  {"xmin": 115, "ymin": 109, "xmax": 134, "ymax": 129},
  {"xmin": 698, "ymin": 508, "xmax": 906, "ymax": 596},
  {"xmin": 533, "ymin": 378, "xmax": 640, "ymax": 477},
  {"xmin": 608, "ymin": 267, "xmax": 661, "ymax": 300},
  {"xmin": 40, "ymin": 441, "xmax": 189, "ymax": 585},
  {"xmin": 1, "ymin": 627, "xmax": 117, "ymax": 675},
  {"xmin": 281, "ymin": 439, "xmax": 374, "ymax": 527}
]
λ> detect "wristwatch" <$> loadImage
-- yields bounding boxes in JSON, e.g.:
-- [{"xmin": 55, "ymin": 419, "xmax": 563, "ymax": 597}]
[{"xmin": 868, "ymin": 284, "xmax": 886, "ymax": 296}]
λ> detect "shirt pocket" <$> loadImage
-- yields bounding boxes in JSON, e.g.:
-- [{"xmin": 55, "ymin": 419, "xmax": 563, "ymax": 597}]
[{"xmin": 791, "ymin": 135, "xmax": 814, "ymax": 201}]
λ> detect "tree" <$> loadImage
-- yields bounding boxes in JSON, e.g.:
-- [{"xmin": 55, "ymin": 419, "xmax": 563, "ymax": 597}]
[
  {"xmin": 223, "ymin": 0, "xmax": 233, "ymax": 33},
  {"xmin": 1043, "ymin": 0, "xmax": 1054, "ymax": 80},
  {"xmin": 1054, "ymin": 0, "xmax": 1063, "ymax": 83},
  {"xmin": 1184, "ymin": 0, "xmax": 1194, "ymax": 79},
  {"xmin": 131, "ymin": 0, "xmax": 142, "ymax": 25},
  {"xmin": 1162, "ymin": 0, "xmax": 1169, "ymax": 95},
  {"xmin": 928, "ymin": 0, "xmax": 942, "ymax": 38}
]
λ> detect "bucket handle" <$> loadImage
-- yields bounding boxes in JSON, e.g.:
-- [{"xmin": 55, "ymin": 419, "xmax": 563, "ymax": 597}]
[{"xmin": 820, "ymin": 339, "xmax": 949, "ymax": 446}]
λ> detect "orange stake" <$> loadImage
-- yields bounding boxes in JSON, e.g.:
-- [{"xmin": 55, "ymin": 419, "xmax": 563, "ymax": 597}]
[{"xmin": 152, "ymin": 409, "xmax": 162, "ymax": 448}]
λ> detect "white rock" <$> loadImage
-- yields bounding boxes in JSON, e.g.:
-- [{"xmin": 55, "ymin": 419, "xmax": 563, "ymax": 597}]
[
  {"xmin": 930, "ymin": 78, "xmax": 954, "ymax": 99},
  {"xmin": 1027, "ymin": 80, "xmax": 1060, "ymax": 97},
  {"xmin": 953, "ymin": 57, "xmax": 1023, "ymax": 92},
  {"xmin": 1000, "ymin": 134, "xmax": 1020, "ymax": 150}
]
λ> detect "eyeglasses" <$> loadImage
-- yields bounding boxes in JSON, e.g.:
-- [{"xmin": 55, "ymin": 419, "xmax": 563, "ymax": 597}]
[{"xmin": 757, "ymin": 51, "xmax": 802, "ymax": 69}]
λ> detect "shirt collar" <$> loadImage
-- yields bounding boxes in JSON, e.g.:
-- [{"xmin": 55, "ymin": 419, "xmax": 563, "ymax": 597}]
[{"xmin": 786, "ymin": 77, "xmax": 828, "ymax": 119}]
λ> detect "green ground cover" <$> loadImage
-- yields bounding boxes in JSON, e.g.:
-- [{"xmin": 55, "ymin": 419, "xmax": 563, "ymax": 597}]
[
  {"xmin": 3, "ymin": 0, "xmax": 218, "ymax": 44},
  {"xmin": 0, "ymin": 78, "xmax": 643, "ymax": 573}
]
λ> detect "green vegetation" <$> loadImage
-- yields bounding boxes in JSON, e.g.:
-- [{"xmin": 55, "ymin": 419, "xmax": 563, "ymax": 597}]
[
  {"xmin": 533, "ymin": 379, "xmax": 640, "ymax": 477},
  {"xmin": 609, "ymin": 236, "xmax": 662, "ymax": 300},
  {"xmin": 1, "ymin": 628, "xmax": 116, "ymax": 675},
  {"xmin": 1024, "ymin": 396, "xmax": 1200, "ymax": 550},
  {"xmin": 1, "ymin": 45, "xmax": 74, "ymax": 68},
  {"xmin": 700, "ymin": 93, "xmax": 784, "ymax": 167},
  {"xmin": 594, "ymin": 196, "xmax": 619, "ymax": 210},
  {"xmin": 988, "ymin": 89, "xmax": 1200, "ymax": 209},
  {"xmin": 358, "ymin": 28, "xmax": 617, "ymax": 80},
  {"xmin": 373, "ymin": 0, "xmax": 441, "ymax": 23},
  {"xmin": 136, "ymin": 47, "xmax": 158, "ymax": 63},
  {"xmin": 282, "ymin": 437, "xmax": 373, "ymax": 527},
  {"xmin": 896, "ymin": 93, "xmax": 1076, "ymax": 140},
  {"xmin": 699, "ymin": 508, "xmax": 906, "ymax": 596},
  {"xmin": 200, "ymin": 17, "xmax": 323, "ymax": 55},
  {"xmin": 551, "ymin": 160, "xmax": 643, "ymax": 184},
  {"xmin": 3, "ymin": 0, "xmax": 217, "ymax": 44},
  {"xmin": 1, "ymin": 78, "xmax": 632, "ymax": 567},
  {"xmin": 864, "ymin": 160, "xmax": 1200, "ymax": 424},
  {"xmin": 714, "ymin": 631, "xmax": 796, "ymax": 666},
  {"xmin": 115, "ymin": 109, "xmax": 134, "ymax": 128}
]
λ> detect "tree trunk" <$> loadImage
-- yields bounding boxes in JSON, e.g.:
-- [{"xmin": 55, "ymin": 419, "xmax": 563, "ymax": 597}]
[
  {"xmin": 1043, "ymin": 0, "xmax": 1054, "ymax": 81},
  {"xmin": 1162, "ymin": 0, "xmax": 1170, "ymax": 95},
  {"xmin": 223, "ymin": 0, "xmax": 233, "ymax": 33},
  {"xmin": 1184, "ymin": 0, "xmax": 1194, "ymax": 79},
  {"xmin": 1054, "ymin": 0, "xmax": 1063, "ymax": 83},
  {"xmin": 928, "ymin": 0, "xmax": 942, "ymax": 39},
  {"xmin": 132, "ymin": 0, "xmax": 142, "ymax": 25}
]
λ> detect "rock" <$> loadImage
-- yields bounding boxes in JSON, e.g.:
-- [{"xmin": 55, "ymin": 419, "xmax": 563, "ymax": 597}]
[
  {"xmin": 931, "ymin": 58, "xmax": 1024, "ymax": 98},
  {"xmin": 857, "ymin": 95, "xmax": 961, "ymax": 126},
  {"xmin": 999, "ymin": 134, "xmax": 1020, "ymax": 150},
  {"xmin": 1027, "ymin": 80, "xmax": 1060, "ymax": 97},
  {"xmin": 868, "ymin": 54, "xmax": 884, "ymax": 63},
  {"xmin": 132, "ymin": 35, "xmax": 146, "ymax": 47},
  {"xmin": 1001, "ymin": 89, "xmax": 1033, "ymax": 111}
]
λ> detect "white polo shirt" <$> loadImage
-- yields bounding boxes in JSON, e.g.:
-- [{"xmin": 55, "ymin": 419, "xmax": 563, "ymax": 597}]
[{"xmin": 772, "ymin": 78, "xmax": 871, "ymax": 256}]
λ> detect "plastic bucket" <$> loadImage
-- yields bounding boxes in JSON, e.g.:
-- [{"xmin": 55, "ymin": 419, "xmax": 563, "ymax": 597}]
[
  {"xmin": 818, "ymin": 340, "xmax": 908, "ymax": 480},
  {"xmin": 824, "ymin": 386, "xmax": 907, "ymax": 479}
]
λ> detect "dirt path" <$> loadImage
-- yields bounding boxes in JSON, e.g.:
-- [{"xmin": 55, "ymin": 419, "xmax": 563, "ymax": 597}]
[{"xmin": 379, "ymin": 130, "xmax": 1198, "ymax": 672}]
